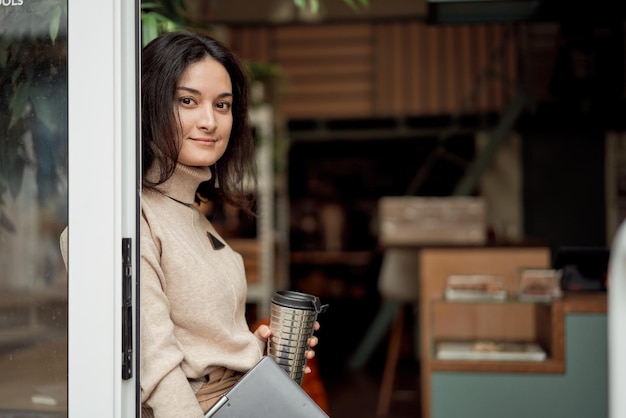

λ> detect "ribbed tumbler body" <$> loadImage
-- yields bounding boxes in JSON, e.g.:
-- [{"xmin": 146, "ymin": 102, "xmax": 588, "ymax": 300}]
[{"xmin": 267, "ymin": 291, "xmax": 327, "ymax": 385}]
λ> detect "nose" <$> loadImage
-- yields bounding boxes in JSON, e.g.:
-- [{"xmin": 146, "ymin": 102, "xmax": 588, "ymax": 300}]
[{"xmin": 198, "ymin": 105, "xmax": 217, "ymax": 132}]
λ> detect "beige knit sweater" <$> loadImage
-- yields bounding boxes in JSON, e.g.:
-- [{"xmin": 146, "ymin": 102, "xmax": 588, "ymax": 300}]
[{"xmin": 140, "ymin": 163, "xmax": 265, "ymax": 418}]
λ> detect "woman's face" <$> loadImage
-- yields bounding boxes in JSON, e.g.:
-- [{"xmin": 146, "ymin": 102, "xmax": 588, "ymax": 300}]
[{"xmin": 174, "ymin": 57, "xmax": 233, "ymax": 167}]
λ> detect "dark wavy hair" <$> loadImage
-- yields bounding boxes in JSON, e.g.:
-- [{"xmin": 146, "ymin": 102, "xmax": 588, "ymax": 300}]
[{"xmin": 141, "ymin": 31, "xmax": 256, "ymax": 212}]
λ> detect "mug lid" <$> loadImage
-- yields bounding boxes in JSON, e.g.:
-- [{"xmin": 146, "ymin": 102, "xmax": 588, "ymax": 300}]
[{"xmin": 271, "ymin": 290, "xmax": 328, "ymax": 313}]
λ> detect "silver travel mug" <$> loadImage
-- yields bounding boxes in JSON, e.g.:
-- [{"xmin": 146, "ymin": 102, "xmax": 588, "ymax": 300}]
[{"xmin": 267, "ymin": 290, "xmax": 328, "ymax": 385}]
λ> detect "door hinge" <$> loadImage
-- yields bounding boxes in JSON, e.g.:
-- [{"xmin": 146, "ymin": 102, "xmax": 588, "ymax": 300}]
[{"xmin": 122, "ymin": 237, "xmax": 133, "ymax": 380}]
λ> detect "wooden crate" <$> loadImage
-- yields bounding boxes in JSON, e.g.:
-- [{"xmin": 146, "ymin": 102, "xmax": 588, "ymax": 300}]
[{"xmin": 378, "ymin": 196, "xmax": 486, "ymax": 246}]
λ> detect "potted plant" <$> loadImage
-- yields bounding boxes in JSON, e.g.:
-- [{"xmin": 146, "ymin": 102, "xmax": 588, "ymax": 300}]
[{"xmin": 0, "ymin": 1, "xmax": 67, "ymax": 236}]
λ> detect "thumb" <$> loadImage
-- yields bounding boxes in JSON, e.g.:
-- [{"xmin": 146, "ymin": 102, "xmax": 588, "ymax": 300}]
[{"xmin": 254, "ymin": 324, "xmax": 272, "ymax": 340}]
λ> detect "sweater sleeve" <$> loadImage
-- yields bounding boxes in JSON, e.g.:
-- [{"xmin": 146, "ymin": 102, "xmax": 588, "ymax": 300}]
[{"xmin": 140, "ymin": 217, "xmax": 204, "ymax": 418}]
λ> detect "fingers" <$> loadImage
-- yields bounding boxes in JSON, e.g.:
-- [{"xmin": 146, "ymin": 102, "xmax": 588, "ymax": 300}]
[
  {"xmin": 303, "ymin": 325, "xmax": 320, "ymax": 374},
  {"xmin": 304, "ymin": 328, "xmax": 319, "ymax": 363},
  {"xmin": 253, "ymin": 324, "xmax": 271, "ymax": 341},
  {"xmin": 305, "ymin": 335, "xmax": 318, "ymax": 362},
  {"xmin": 308, "ymin": 335, "xmax": 319, "ymax": 348}
]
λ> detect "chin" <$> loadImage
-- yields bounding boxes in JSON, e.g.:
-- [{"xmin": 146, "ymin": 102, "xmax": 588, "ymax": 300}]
[{"xmin": 180, "ymin": 153, "xmax": 223, "ymax": 167}]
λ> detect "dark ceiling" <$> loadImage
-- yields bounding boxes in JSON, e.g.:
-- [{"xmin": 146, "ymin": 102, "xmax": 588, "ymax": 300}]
[{"xmin": 182, "ymin": 0, "xmax": 626, "ymax": 25}]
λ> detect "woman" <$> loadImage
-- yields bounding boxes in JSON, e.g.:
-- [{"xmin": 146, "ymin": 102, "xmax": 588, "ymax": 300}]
[{"xmin": 140, "ymin": 31, "xmax": 319, "ymax": 417}]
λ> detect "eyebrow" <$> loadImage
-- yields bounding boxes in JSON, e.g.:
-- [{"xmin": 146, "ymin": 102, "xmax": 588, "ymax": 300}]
[{"xmin": 176, "ymin": 86, "xmax": 233, "ymax": 98}]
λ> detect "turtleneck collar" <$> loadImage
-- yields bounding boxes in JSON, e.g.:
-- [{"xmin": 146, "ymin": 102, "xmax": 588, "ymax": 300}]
[{"xmin": 152, "ymin": 163, "xmax": 213, "ymax": 206}]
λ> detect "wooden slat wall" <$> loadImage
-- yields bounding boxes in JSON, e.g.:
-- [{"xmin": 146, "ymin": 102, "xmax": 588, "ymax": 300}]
[
  {"xmin": 229, "ymin": 20, "xmax": 520, "ymax": 119},
  {"xmin": 274, "ymin": 23, "xmax": 374, "ymax": 118},
  {"xmin": 231, "ymin": 26, "xmax": 273, "ymax": 62}
]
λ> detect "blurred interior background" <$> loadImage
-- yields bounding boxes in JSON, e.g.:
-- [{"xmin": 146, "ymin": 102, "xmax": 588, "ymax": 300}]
[
  {"xmin": 170, "ymin": 1, "xmax": 622, "ymax": 417},
  {"xmin": 0, "ymin": 0, "xmax": 623, "ymax": 417}
]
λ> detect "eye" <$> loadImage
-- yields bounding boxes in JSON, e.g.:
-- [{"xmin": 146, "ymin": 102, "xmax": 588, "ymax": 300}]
[
  {"xmin": 216, "ymin": 101, "xmax": 232, "ymax": 111},
  {"xmin": 179, "ymin": 97, "xmax": 196, "ymax": 107}
]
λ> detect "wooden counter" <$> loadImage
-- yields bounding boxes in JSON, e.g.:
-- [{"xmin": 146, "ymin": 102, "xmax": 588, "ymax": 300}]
[
  {"xmin": 417, "ymin": 246, "xmax": 608, "ymax": 418},
  {"xmin": 428, "ymin": 292, "xmax": 607, "ymax": 374}
]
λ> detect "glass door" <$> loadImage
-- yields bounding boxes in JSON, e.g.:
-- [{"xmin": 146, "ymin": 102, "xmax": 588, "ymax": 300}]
[
  {"xmin": 0, "ymin": 1, "xmax": 139, "ymax": 417},
  {"xmin": 0, "ymin": 1, "xmax": 70, "ymax": 416}
]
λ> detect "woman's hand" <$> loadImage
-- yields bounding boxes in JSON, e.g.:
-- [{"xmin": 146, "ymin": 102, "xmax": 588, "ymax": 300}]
[
  {"xmin": 253, "ymin": 323, "xmax": 271, "ymax": 342},
  {"xmin": 303, "ymin": 321, "xmax": 320, "ymax": 374},
  {"xmin": 254, "ymin": 321, "xmax": 321, "ymax": 374}
]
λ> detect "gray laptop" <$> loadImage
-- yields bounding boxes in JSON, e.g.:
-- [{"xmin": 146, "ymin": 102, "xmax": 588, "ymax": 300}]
[{"xmin": 204, "ymin": 356, "xmax": 329, "ymax": 418}]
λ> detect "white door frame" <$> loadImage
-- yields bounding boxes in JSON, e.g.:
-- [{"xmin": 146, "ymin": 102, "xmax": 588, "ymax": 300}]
[
  {"xmin": 610, "ymin": 222, "xmax": 626, "ymax": 418},
  {"xmin": 67, "ymin": 1, "xmax": 139, "ymax": 416}
]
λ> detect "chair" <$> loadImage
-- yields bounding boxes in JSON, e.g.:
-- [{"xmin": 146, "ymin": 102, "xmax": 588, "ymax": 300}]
[{"xmin": 350, "ymin": 248, "xmax": 420, "ymax": 417}]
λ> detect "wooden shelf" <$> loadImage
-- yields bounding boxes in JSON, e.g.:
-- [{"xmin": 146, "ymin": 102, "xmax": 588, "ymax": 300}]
[
  {"xmin": 427, "ymin": 292, "xmax": 606, "ymax": 376},
  {"xmin": 416, "ymin": 245, "xmax": 608, "ymax": 418},
  {"xmin": 418, "ymin": 246, "xmax": 552, "ymax": 418},
  {"xmin": 429, "ymin": 358, "xmax": 565, "ymax": 374},
  {"xmin": 559, "ymin": 291, "xmax": 607, "ymax": 313}
]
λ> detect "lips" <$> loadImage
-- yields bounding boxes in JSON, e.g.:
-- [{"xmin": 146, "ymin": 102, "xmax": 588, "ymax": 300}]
[{"xmin": 191, "ymin": 137, "xmax": 217, "ymax": 144}]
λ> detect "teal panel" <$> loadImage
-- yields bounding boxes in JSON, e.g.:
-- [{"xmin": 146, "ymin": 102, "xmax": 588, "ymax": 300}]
[{"xmin": 431, "ymin": 313, "xmax": 607, "ymax": 418}]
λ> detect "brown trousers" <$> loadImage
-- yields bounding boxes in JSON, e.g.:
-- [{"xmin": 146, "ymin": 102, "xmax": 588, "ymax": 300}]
[
  {"xmin": 195, "ymin": 367, "xmax": 243, "ymax": 413},
  {"xmin": 141, "ymin": 367, "xmax": 244, "ymax": 417}
]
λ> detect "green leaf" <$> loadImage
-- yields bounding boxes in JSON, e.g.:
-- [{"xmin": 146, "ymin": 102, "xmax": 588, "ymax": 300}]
[
  {"xmin": 49, "ymin": 5, "xmax": 63, "ymax": 44},
  {"xmin": 309, "ymin": 0, "xmax": 320, "ymax": 14},
  {"xmin": 163, "ymin": 19, "xmax": 179, "ymax": 33},
  {"xmin": 141, "ymin": 2, "xmax": 161, "ymax": 11},
  {"xmin": 11, "ymin": 68, "xmax": 22, "ymax": 85},
  {"xmin": 30, "ymin": 91, "xmax": 57, "ymax": 134},
  {"xmin": 9, "ymin": 82, "xmax": 29, "ymax": 129},
  {"xmin": 343, "ymin": 0, "xmax": 357, "ymax": 10},
  {"xmin": 341, "ymin": 0, "xmax": 369, "ymax": 10},
  {"xmin": 142, "ymin": 13, "xmax": 159, "ymax": 46},
  {"xmin": 2, "ymin": 128, "xmax": 26, "ymax": 201}
]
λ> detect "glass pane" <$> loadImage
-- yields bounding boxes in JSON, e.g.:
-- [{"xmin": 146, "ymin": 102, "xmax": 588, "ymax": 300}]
[{"xmin": 0, "ymin": 1, "xmax": 68, "ymax": 416}]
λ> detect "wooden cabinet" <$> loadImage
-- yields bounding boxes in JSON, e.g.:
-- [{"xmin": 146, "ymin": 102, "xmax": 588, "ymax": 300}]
[
  {"xmin": 430, "ymin": 304, "xmax": 607, "ymax": 418},
  {"xmin": 418, "ymin": 246, "xmax": 551, "ymax": 417},
  {"xmin": 418, "ymin": 246, "xmax": 608, "ymax": 418},
  {"xmin": 429, "ymin": 299, "xmax": 559, "ymax": 372}
]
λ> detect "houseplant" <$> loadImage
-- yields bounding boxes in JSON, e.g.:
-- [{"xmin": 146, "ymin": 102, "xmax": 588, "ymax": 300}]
[{"xmin": 0, "ymin": 1, "xmax": 67, "ymax": 234}]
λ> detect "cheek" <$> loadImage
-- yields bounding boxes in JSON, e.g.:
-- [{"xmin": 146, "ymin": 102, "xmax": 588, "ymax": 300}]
[
  {"xmin": 221, "ymin": 115, "xmax": 234, "ymax": 137},
  {"xmin": 171, "ymin": 111, "xmax": 185, "ymax": 144},
  {"xmin": 178, "ymin": 111, "xmax": 194, "ymax": 135}
]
